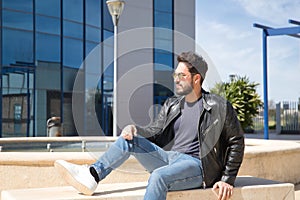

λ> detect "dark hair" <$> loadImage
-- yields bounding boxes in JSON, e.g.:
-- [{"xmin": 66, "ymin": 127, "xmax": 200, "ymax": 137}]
[{"xmin": 177, "ymin": 51, "xmax": 208, "ymax": 84}]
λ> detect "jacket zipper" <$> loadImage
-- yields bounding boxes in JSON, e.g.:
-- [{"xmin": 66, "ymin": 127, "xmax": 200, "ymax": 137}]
[{"xmin": 198, "ymin": 108, "xmax": 206, "ymax": 189}]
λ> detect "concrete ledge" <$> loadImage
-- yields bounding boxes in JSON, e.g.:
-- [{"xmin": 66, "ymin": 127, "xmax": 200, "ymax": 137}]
[
  {"xmin": 241, "ymin": 139, "xmax": 300, "ymax": 184},
  {"xmin": 1, "ymin": 176, "xmax": 295, "ymax": 200}
]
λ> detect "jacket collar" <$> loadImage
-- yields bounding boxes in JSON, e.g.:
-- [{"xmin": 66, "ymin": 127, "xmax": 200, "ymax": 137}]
[
  {"xmin": 178, "ymin": 88, "xmax": 212, "ymax": 112},
  {"xmin": 202, "ymin": 90, "xmax": 212, "ymax": 112}
]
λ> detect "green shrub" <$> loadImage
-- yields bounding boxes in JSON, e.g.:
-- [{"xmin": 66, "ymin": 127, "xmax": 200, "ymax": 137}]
[{"xmin": 210, "ymin": 76, "xmax": 263, "ymax": 131}]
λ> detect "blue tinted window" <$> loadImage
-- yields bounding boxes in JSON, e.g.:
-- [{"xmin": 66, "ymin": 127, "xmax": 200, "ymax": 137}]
[
  {"xmin": 154, "ymin": 28, "xmax": 173, "ymax": 52},
  {"xmin": 102, "ymin": 26, "xmax": 114, "ymax": 91},
  {"xmin": 154, "ymin": 51, "xmax": 173, "ymax": 71},
  {"xmin": 153, "ymin": 0, "xmax": 173, "ymax": 69},
  {"xmin": 36, "ymin": 0, "xmax": 60, "ymax": 17},
  {"xmin": 154, "ymin": 12, "xmax": 172, "ymax": 29},
  {"xmin": 103, "ymin": 1, "xmax": 113, "ymax": 32},
  {"xmin": 86, "ymin": 26, "xmax": 101, "ymax": 43},
  {"xmin": 36, "ymin": 33, "xmax": 60, "ymax": 62},
  {"xmin": 153, "ymin": 0, "xmax": 174, "ymax": 100},
  {"xmin": 154, "ymin": 0, "xmax": 173, "ymax": 29},
  {"xmin": 154, "ymin": 0, "xmax": 172, "ymax": 12},
  {"xmin": 103, "ymin": 30, "xmax": 113, "ymax": 40},
  {"xmin": 102, "ymin": 30, "xmax": 113, "ymax": 82},
  {"xmin": 86, "ymin": 42, "xmax": 99, "ymax": 57},
  {"xmin": 63, "ymin": 0, "xmax": 83, "ymax": 22},
  {"xmin": 154, "ymin": 37, "xmax": 173, "ymax": 52},
  {"xmin": 36, "ymin": 15, "xmax": 60, "ymax": 34},
  {"xmin": 103, "ymin": 63, "xmax": 113, "ymax": 91},
  {"xmin": 154, "ymin": 28, "xmax": 173, "ymax": 41},
  {"xmin": 2, "ymin": 28, "xmax": 33, "ymax": 65},
  {"xmin": 3, "ymin": 10, "xmax": 33, "ymax": 31},
  {"xmin": 63, "ymin": 21, "xmax": 83, "ymax": 39},
  {"xmin": 85, "ymin": 41, "xmax": 101, "ymax": 75},
  {"xmin": 3, "ymin": 0, "xmax": 33, "ymax": 12},
  {"xmin": 86, "ymin": 0, "xmax": 101, "ymax": 27},
  {"xmin": 63, "ymin": 38, "xmax": 83, "ymax": 68}
]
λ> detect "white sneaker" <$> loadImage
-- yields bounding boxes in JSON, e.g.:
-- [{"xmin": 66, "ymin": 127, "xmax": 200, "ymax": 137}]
[{"xmin": 54, "ymin": 160, "xmax": 97, "ymax": 195}]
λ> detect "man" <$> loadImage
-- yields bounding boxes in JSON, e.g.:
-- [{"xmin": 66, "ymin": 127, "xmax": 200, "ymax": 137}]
[{"xmin": 55, "ymin": 51, "xmax": 244, "ymax": 200}]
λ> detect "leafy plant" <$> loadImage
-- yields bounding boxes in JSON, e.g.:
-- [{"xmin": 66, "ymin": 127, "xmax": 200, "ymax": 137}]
[{"xmin": 210, "ymin": 76, "xmax": 263, "ymax": 131}]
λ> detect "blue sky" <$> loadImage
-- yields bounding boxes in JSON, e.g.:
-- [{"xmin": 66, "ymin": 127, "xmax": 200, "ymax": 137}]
[{"xmin": 196, "ymin": 0, "xmax": 300, "ymax": 103}]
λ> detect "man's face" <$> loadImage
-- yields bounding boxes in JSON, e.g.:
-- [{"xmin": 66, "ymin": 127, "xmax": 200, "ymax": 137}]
[{"xmin": 173, "ymin": 62, "xmax": 194, "ymax": 96}]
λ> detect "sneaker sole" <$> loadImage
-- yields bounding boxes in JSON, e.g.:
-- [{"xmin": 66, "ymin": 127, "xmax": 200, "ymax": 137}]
[{"xmin": 54, "ymin": 160, "xmax": 94, "ymax": 195}]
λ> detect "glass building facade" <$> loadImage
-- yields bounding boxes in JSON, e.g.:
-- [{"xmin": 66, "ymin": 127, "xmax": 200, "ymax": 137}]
[
  {"xmin": 0, "ymin": 0, "xmax": 194, "ymax": 137},
  {"xmin": 0, "ymin": 0, "xmax": 114, "ymax": 137}
]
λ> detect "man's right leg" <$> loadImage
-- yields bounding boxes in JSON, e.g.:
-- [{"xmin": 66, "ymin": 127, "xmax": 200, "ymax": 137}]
[{"xmin": 91, "ymin": 135, "xmax": 170, "ymax": 180}]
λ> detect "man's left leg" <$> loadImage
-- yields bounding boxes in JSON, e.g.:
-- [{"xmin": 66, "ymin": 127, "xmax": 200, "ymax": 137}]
[
  {"xmin": 55, "ymin": 136, "xmax": 170, "ymax": 196},
  {"xmin": 144, "ymin": 152, "xmax": 203, "ymax": 200}
]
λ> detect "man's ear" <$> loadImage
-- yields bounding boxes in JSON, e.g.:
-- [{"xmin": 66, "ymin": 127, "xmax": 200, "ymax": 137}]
[{"xmin": 194, "ymin": 74, "xmax": 201, "ymax": 84}]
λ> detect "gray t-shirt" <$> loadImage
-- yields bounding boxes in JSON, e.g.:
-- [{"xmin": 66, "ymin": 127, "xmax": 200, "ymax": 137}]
[{"xmin": 171, "ymin": 98, "xmax": 203, "ymax": 158}]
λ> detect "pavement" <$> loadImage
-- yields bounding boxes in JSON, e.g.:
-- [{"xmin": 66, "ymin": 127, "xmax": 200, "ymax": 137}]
[{"xmin": 244, "ymin": 131, "xmax": 300, "ymax": 142}]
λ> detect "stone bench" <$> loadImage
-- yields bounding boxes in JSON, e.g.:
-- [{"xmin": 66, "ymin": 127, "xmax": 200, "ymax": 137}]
[{"xmin": 1, "ymin": 176, "xmax": 295, "ymax": 200}]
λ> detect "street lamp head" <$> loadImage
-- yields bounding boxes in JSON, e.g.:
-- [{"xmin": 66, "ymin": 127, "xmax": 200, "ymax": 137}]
[{"xmin": 106, "ymin": 0, "xmax": 125, "ymax": 26}]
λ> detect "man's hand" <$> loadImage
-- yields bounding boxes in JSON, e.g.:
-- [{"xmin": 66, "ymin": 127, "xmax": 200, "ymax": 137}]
[
  {"xmin": 212, "ymin": 181, "xmax": 233, "ymax": 200},
  {"xmin": 121, "ymin": 125, "xmax": 137, "ymax": 140}
]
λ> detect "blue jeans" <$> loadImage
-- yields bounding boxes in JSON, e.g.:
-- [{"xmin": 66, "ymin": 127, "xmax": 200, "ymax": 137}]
[{"xmin": 91, "ymin": 136, "xmax": 203, "ymax": 200}]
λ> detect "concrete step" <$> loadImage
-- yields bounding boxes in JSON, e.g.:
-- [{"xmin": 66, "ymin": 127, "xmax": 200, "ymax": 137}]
[{"xmin": 1, "ymin": 176, "xmax": 295, "ymax": 200}]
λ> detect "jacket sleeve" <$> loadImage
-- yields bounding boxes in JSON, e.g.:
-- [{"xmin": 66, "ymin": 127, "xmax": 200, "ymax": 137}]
[
  {"xmin": 135, "ymin": 98, "xmax": 171, "ymax": 142},
  {"xmin": 221, "ymin": 101, "xmax": 245, "ymax": 185}
]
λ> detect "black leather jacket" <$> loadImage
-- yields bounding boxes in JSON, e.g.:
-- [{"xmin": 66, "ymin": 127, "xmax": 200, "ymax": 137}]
[{"xmin": 136, "ymin": 90, "xmax": 244, "ymax": 188}]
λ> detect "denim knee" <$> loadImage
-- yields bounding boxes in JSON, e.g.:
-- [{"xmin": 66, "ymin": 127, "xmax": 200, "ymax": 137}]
[
  {"xmin": 148, "ymin": 169, "xmax": 168, "ymax": 190},
  {"xmin": 114, "ymin": 136, "xmax": 132, "ymax": 150}
]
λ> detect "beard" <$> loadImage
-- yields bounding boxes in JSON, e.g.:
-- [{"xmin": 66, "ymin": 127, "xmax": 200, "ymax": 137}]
[{"xmin": 175, "ymin": 80, "xmax": 194, "ymax": 96}]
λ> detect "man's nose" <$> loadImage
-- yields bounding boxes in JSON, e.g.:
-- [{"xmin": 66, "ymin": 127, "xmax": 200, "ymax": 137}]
[{"xmin": 173, "ymin": 76, "xmax": 180, "ymax": 82}]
